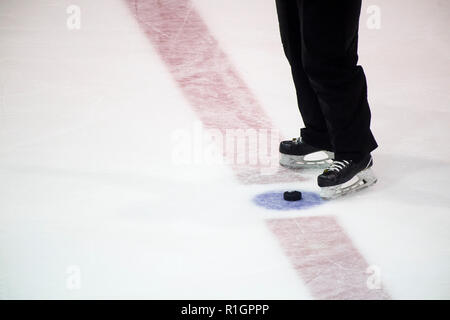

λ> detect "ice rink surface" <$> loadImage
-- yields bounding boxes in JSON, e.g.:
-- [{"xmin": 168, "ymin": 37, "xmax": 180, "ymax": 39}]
[{"xmin": 0, "ymin": 0, "xmax": 449, "ymax": 299}]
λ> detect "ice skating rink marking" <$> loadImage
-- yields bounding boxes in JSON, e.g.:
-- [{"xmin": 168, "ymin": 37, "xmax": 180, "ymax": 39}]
[
  {"xmin": 267, "ymin": 216, "xmax": 390, "ymax": 299},
  {"xmin": 126, "ymin": 0, "xmax": 297, "ymax": 185},
  {"xmin": 253, "ymin": 191, "xmax": 323, "ymax": 210},
  {"xmin": 125, "ymin": 0, "xmax": 390, "ymax": 299}
]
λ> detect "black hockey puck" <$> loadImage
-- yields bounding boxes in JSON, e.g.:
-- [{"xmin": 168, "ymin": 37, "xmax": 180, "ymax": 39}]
[{"xmin": 283, "ymin": 191, "xmax": 302, "ymax": 201}]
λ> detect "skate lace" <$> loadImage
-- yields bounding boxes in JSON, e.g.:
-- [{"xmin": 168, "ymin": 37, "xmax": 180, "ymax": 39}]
[
  {"xmin": 292, "ymin": 137, "xmax": 301, "ymax": 144},
  {"xmin": 327, "ymin": 160, "xmax": 350, "ymax": 172}
]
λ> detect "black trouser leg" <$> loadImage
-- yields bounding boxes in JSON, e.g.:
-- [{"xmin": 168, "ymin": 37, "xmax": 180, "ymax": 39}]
[
  {"xmin": 276, "ymin": 0, "xmax": 378, "ymax": 161},
  {"xmin": 275, "ymin": 0, "xmax": 333, "ymax": 151}
]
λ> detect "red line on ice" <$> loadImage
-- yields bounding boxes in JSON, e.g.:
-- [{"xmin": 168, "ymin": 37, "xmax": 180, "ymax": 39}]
[
  {"xmin": 125, "ymin": 0, "xmax": 302, "ymax": 185},
  {"xmin": 267, "ymin": 216, "xmax": 390, "ymax": 299},
  {"xmin": 125, "ymin": 0, "xmax": 390, "ymax": 299}
]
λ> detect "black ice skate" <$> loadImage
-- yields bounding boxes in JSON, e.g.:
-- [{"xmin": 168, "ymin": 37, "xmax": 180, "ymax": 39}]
[
  {"xmin": 318, "ymin": 154, "xmax": 377, "ymax": 199},
  {"xmin": 279, "ymin": 137, "xmax": 334, "ymax": 169}
]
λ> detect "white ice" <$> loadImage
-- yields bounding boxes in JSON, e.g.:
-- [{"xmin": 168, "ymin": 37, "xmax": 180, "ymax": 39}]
[{"xmin": 0, "ymin": 0, "xmax": 449, "ymax": 299}]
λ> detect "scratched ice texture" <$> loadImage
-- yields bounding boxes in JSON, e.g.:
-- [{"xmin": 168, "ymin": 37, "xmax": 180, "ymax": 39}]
[{"xmin": 0, "ymin": 0, "xmax": 449, "ymax": 299}]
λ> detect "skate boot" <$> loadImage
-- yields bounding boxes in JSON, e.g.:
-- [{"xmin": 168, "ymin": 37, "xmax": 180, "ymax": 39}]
[
  {"xmin": 279, "ymin": 137, "xmax": 334, "ymax": 169},
  {"xmin": 318, "ymin": 154, "xmax": 377, "ymax": 199}
]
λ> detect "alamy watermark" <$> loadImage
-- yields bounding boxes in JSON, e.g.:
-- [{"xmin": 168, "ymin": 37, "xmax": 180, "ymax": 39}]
[
  {"xmin": 366, "ymin": 5, "xmax": 381, "ymax": 30},
  {"xmin": 171, "ymin": 121, "xmax": 280, "ymax": 175},
  {"xmin": 366, "ymin": 265, "xmax": 382, "ymax": 290},
  {"xmin": 66, "ymin": 265, "xmax": 82, "ymax": 290},
  {"xmin": 66, "ymin": 5, "xmax": 81, "ymax": 30}
]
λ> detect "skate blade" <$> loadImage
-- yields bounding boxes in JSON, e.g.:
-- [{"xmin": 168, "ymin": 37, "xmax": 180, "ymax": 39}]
[
  {"xmin": 279, "ymin": 151, "xmax": 334, "ymax": 169},
  {"xmin": 320, "ymin": 168, "xmax": 377, "ymax": 199}
]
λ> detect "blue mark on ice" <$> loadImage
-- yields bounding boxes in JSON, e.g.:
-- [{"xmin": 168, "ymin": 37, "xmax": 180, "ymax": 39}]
[{"xmin": 253, "ymin": 191, "xmax": 323, "ymax": 210}]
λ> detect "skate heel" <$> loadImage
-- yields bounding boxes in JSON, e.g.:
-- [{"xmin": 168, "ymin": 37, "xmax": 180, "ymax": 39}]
[{"xmin": 357, "ymin": 167, "xmax": 377, "ymax": 185}]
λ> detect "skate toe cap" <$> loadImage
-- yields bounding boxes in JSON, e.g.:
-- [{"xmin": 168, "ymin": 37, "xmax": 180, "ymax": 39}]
[
  {"xmin": 279, "ymin": 140, "xmax": 294, "ymax": 153},
  {"xmin": 317, "ymin": 172, "xmax": 338, "ymax": 187}
]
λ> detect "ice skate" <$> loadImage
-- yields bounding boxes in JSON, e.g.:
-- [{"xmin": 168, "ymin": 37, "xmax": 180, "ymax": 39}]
[
  {"xmin": 318, "ymin": 154, "xmax": 377, "ymax": 199},
  {"xmin": 279, "ymin": 137, "xmax": 334, "ymax": 169}
]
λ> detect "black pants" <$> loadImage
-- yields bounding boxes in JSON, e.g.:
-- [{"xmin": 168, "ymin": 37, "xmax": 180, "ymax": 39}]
[{"xmin": 276, "ymin": 0, "xmax": 377, "ymax": 161}]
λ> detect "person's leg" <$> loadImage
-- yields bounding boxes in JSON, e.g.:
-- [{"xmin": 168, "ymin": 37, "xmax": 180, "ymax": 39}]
[
  {"xmin": 299, "ymin": 0, "xmax": 378, "ymax": 161},
  {"xmin": 275, "ymin": 0, "xmax": 332, "ymax": 151}
]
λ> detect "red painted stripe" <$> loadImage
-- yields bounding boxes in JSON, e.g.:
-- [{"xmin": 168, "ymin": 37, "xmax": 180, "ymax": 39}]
[
  {"xmin": 125, "ymin": 0, "xmax": 390, "ymax": 299},
  {"xmin": 128, "ymin": 0, "xmax": 271, "ymax": 130},
  {"xmin": 267, "ymin": 216, "xmax": 390, "ymax": 299},
  {"xmin": 125, "ymin": 0, "xmax": 299, "ymax": 184}
]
